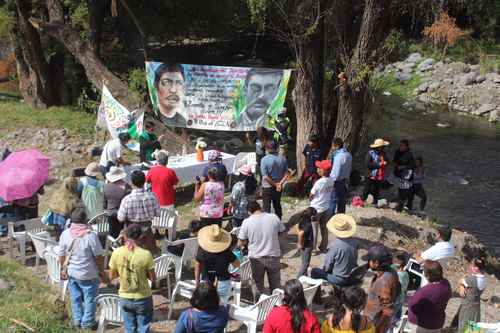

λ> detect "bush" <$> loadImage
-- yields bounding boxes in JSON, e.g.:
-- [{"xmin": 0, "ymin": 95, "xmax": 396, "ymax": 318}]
[
  {"xmin": 127, "ymin": 68, "xmax": 149, "ymax": 107},
  {"xmin": 382, "ymin": 30, "xmax": 411, "ymax": 63},
  {"xmin": 423, "ymin": 11, "xmax": 465, "ymax": 58}
]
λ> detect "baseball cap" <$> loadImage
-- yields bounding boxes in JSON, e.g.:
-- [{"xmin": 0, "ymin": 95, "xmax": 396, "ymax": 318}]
[
  {"xmin": 362, "ymin": 244, "xmax": 392, "ymax": 264},
  {"xmin": 315, "ymin": 160, "xmax": 332, "ymax": 171}
]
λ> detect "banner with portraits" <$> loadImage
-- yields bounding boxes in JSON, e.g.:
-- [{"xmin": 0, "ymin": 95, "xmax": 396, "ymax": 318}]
[{"xmin": 145, "ymin": 62, "xmax": 291, "ymax": 131}]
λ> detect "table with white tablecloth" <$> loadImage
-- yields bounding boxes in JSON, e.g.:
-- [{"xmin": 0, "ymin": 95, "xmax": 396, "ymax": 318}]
[{"xmin": 125, "ymin": 150, "xmax": 237, "ymax": 184}]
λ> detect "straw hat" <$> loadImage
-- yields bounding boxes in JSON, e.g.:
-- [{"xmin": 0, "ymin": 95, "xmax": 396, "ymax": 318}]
[
  {"xmin": 370, "ymin": 138, "xmax": 390, "ymax": 148},
  {"xmin": 197, "ymin": 224, "xmax": 232, "ymax": 253},
  {"xmin": 327, "ymin": 214, "xmax": 357, "ymax": 238},
  {"xmin": 84, "ymin": 162, "xmax": 101, "ymax": 177},
  {"xmin": 106, "ymin": 166, "xmax": 126, "ymax": 183}
]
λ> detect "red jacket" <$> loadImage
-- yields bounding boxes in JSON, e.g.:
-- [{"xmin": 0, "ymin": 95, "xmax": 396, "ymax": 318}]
[{"xmin": 263, "ymin": 305, "xmax": 321, "ymax": 333}]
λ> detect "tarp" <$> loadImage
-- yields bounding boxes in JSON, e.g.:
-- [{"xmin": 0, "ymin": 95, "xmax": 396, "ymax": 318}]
[{"xmin": 146, "ymin": 62, "xmax": 291, "ymax": 131}]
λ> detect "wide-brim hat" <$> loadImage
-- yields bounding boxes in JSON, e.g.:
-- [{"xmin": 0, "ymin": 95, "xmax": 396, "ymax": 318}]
[
  {"xmin": 197, "ymin": 225, "xmax": 232, "ymax": 253},
  {"xmin": 370, "ymin": 138, "xmax": 390, "ymax": 148},
  {"xmin": 106, "ymin": 166, "xmax": 126, "ymax": 183},
  {"xmin": 327, "ymin": 214, "xmax": 356, "ymax": 238},
  {"xmin": 84, "ymin": 162, "xmax": 101, "ymax": 177}
]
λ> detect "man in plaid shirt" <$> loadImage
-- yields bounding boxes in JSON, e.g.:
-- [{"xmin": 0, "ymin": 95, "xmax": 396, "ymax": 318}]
[{"xmin": 118, "ymin": 170, "xmax": 160, "ymax": 253}]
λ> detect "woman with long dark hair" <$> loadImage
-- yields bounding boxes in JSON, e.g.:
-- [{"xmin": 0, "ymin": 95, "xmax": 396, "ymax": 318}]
[
  {"xmin": 195, "ymin": 167, "xmax": 224, "ymax": 228},
  {"xmin": 322, "ymin": 286, "xmax": 374, "ymax": 333},
  {"xmin": 230, "ymin": 165, "xmax": 258, "ymax": 228},
  {"xmin": 263, "ymin": 279, "xmax": 321, "ymax": 333}
]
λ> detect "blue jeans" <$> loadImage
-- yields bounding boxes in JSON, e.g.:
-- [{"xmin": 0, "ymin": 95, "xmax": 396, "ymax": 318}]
[
  {"xmin": 68, "ymin": 277, "xmax": 99, "ymax": 328},
  {"xmin": 217, "ymin": 279, "xmax": 232, "ymax": 304},
  {"xmin": 119, "ymin": 296, "xmax": 153, "ymax": 333}
]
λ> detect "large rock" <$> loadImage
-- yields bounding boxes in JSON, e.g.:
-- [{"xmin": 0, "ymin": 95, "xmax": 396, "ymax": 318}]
[
  {"xmin": 406, "ymin": 53, "xmax": 422, "ymax": 63},
  {"xmin": 395, "ymin": 72, "xmax": 412, "ymax": 82},
  {"xmin": 457, "ymin": 72, "xmax": 478, "ymax": 86},
  {"xmin": 449, "ymin": 62, "xmax": 470, "ymax": 73},
  {"xmin": 472, "ymin": 104, "xmax": 496, "ymax": 116},
  {"xmin": 417, "ymin": 82, "xmax": 429, "ymax": 93},
  {"xmin": 428, "ymin": 81, "xmax": 441, "ymax": 91},
  {"xmin": 489, "ymin": 110, "xmax": 499, "ymax": 123},
  {"xmin": 485, "ymin": 73, "xmax": 500, "ymax": 83},
  {"xmin": 417, "ymin": 58, "xmax": 434, "ymax": 72}
]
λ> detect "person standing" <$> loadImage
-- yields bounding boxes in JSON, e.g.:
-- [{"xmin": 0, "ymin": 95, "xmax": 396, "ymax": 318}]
[
  {"xmin": 238, "ymin": 201, "xmax": 285, "ymax": 301},
  {"xmin": 392, "ymin": 139, "xmax": 415, "ymax": 179},
  {"xmin": 139, "ymin": 121, "xmax": 163, "ymax": 163},
  {"xmin": 407, "ymin": 261, "xmax": 452, "ymax": 333},
  {"xmin": 194, "ymin": 225, "xmax": 240, "ymax": 304},
  {"xmin": 263, "ymin": 279, "xmax": 321, "ymax": 333},
  {"xmin": 99, "ymin": 132, "xmax": 131, "ymax": 176},
  {"xmin": 79, "ymin": 162, "xmax": 105, "ymax": 220},
  {"xmin": 109, "ymin": 224, "xmax": 156, "ymax": 333},
  {"xmin": 296, "ymin": 134, "xmax": 322, "ymax": 194},
  {"xmin": 201, "ymin": 150, "xmax": 228, "ymax": 183},
  {"xmin": 310, "ymin": 160, "xmax": 335, "ymax": 252},
  {"xmin": 408, "ymin": 156, "xmax": 427, "ymax": 214},
  {"xmin": 329, "ymin": 138, "xmax": 352, "ymax": 214},
  {"xmin": 195, "ymin": 167, "xmax": 225, "ymax": 228},
  {"xmin": 261, "ymin": 141, "xmax": 289, "ymax": 220},
  {"xmin": 58, "ymin": 207, "xmax": 106, "ymax": 330},
  {"xmin": 146, "ymin": 150, "xmax": 179, "ymax": 210},
  {"xmin": 103, "ymin": 167, "xmax": 130, "ymax": 238},
  {"xmin": 230, "ymin": 165, "xmax": 258, "ymax": 228},
  {"xmin": 13, "ymin": 186, "xmax": 44, "ymax": 221},
  {"xmin": 310, "ymin": 214, "xmax": 358, "ymax": 287},
  {"xmin": 296, "ymin": 207, "xmax": 316, "ymax": 278},
  {"xmin": 362, "ymin": 139, "xmax": 390, "ymax": 206},
  {"xmin": 363, "ymin": 245, "xmax": 401, "ymax": 333},
  {"xmin": 254, "ymin": 126, "xmax": 271, "ymax": 182},
  {"xmin": 117, "ymin": 170, "xmax": 160, "ymax": 254}
]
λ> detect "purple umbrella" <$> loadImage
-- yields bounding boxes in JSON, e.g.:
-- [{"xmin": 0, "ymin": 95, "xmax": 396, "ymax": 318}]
[{"xmin": 0, "ymin": 149, "xmax": 50, "ymax": 201}]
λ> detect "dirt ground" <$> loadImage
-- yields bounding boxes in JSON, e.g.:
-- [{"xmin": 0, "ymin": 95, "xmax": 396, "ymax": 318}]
[{"xmin": 2, "ymin": 198, "xmax": 499, "ymax": 332}]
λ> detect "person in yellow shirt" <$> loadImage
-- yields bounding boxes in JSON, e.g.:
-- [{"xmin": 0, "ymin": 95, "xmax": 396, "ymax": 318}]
[
  {"xmin": 321, "ymin": 286, "xmax": 375, "ymax": 333},
  {"xmin": 109, "ymin": 224, "xmax": 156, "ymax": 333}
]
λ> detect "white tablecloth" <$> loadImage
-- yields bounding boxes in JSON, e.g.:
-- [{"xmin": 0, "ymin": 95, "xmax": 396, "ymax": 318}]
[{"xmin": 126, "ymin": 150, "xmax": 237, "ymax": 184}]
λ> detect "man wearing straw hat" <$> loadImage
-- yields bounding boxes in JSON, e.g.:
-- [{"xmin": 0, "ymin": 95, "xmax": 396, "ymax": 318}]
[
  {"xmin": 310, "ymin": 214, "xmax": 358, "ymax": 287},
  {"xmin": 104, "ymin": 166, "xmax": 130, "ymax": 238},
  {"xmin": 362, "ymin": 138, "xmax": 390, "ymax": 206},
  {"xmin": 195, "ymin": 225, "xmax": 240, "ymax": 304}
]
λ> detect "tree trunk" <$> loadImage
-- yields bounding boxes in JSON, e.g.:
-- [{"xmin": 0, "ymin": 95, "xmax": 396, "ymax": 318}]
[
  {"xmin": 335, "ymin": 0, "xmax": 390, "ymax": 155},
  {"xmin": 30, "ymin": 14, "xmax": 135, "ymax": 109},
  {"xmin": 13, "ymin": 0, "xmax": 57, "ymax": 108},
  {"xmin": 87, "ymin": 0, "xmax": 105, "ymax": 56}
]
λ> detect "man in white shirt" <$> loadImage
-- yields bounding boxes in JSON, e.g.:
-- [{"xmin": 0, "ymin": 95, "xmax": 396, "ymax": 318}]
[
  {"xmin": 238, "ymin": 201, "xmax": 285, "ymax": 301},
  {"xmin": 416, "ymin": 225, "xmax": 455, "ymax": 263},
  {"xmin": 310, "ymin": 159, "xmax": 335, "ymax": 252},
  {"xmin": 99, "ymin": 133, "xmax": 131, "ymax": 176}
]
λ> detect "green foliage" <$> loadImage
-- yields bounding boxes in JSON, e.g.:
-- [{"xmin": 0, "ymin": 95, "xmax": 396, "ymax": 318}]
[
  {"xmin": 370, "ymin": 73, "xmax": 421, "ymax": 99},
  {"xmin": 63, "ymin": 0, "xmax": 89, "ymax": 38},
  {"xmin": 127, "ymin": 68, "xmax": 148, "ymax": 107},
  {"xmin": 351, "ymin": 64, "xmax": 373, "ymax": 89},
  {"xmin": 246, "ymin": 0, "xmax": 267, "ymax": 31},
  {"xmin": 0, "ymin": 101, "xmax": 95, "ymax": 138},
  {"xmin": 0, "ymin": 258, "xmax": 74, "ymax": 332},
  {"xmin": 76, "ymin": 88, "xmax": 100, "ymax": 114},
  {"xmin": 382, "ymin": 30, "xmax": 411, "ymax": 63},
  {"xmin": 0, "ymin": 5, "xmax": 14, "ymax": 38}
]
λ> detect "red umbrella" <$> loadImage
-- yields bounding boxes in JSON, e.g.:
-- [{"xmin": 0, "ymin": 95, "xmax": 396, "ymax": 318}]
[{"xmin": 0, "ymin": 149, "xmax": 50, "ymax": 201}]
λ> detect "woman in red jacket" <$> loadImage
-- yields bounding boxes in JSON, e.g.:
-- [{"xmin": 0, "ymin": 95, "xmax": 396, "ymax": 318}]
[{"xmin": 263, "ymin": 279, "xmax": 321, "ymax": 333}]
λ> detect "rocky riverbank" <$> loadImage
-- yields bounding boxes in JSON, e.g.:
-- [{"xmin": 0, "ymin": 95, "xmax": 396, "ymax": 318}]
[{"xmin": 382, "ymin": 52, "xmax": 500, "ymax": 123}]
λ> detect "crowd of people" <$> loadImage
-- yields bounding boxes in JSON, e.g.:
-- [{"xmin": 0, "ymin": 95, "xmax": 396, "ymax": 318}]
[{"xmin": 1, "ymin": 121, "xmax": 489, "ymax": 333}]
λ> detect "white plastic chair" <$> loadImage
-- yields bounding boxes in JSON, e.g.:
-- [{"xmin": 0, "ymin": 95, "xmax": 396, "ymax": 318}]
[
  {"xmin": 152, "ymin": 208, "xmax": 178, "ymax": 241},
  {"xmin": 151, "ymin": 254, "xmax": 178, "ymax": 298},
  {"xmin": 104, "ymin": 234, "xmax": 123, "ymax": 267},
  {"xmin": 231, "ymin": 259, "xmax": 253, "ymax": 306},
  {"xmin": 88, "ymin": 213, "xmax": 109, "ymax": 237},
  {"xmin": 96, "ymin": 294, "xmax": 124, "ymax": 333},
  {"xmin": 163, "ymin": 237, "xmax": 199, "ymax": 267},
  {"xmin": 8, "ymin": 219, "xmax": 46, "ymax": 264},
  {"xmin": 272, "ymin": 276, "xmax": 322, "ymax": 306},
  {"xmin": 43, "ymin": 248, "xmax": 68, "ymax": 300},
  {"xmin": 229, "ymin": 293, "xmax": 281, "ymax": 333},
  {"xmin": 167, "ymin": 280, "xmax": 197, "ymax": 320},
  {"xmin": 28, "ymin": 231, "xmax": 57, "ymax": 267}
]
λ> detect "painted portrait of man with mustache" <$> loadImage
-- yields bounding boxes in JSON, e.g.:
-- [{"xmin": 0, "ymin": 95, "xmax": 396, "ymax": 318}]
[{"xmin": 154, "ymin": 64, "xmax": 187, "ymax": 127}]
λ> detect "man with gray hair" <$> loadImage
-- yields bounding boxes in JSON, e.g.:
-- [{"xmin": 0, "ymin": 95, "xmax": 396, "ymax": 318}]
[{"xmin": 146, "ymin": 150, "xmax": 179, "ymax": 209}]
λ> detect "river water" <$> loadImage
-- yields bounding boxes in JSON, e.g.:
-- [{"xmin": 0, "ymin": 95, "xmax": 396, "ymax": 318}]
[{"xmin": 363, "ymin": 96, "xmax": 500, "ymax": 255}]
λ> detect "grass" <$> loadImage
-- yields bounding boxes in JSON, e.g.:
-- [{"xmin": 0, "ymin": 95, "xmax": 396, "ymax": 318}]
[
  {"xmin": 0, "ymin": 101, "xmax": 95, "ymax": 139},
  {"xmin": 0, "ymin": 257, "xmax": 73, "ymax": 332},
  {"xmin": 370, "ymin": 72, "xmax": 422, "ymax": 99}
]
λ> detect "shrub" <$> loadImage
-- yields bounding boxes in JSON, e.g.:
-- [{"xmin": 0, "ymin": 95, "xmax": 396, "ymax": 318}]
[{"xmin": 423, "ymin": 11, "xmax": 465, "ymax": 58}]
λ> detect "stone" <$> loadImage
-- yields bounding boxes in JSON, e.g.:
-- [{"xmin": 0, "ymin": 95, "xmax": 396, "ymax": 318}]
[
  {"xmin": 417, "ymin": 82, "xmax": 429, "ymax": 93},
  {"xmin": 395, "ymin": 72, "xmax": 412, "ymax": 82},
  {"xmin": 457, "ymin": 72, "xmax": 478, "ymax": 86},
  {"xmin": 417, "ymin": 58, "xmax": 434, "ymax": 72},
  {"xmin": 475, "ymin": 75, "xmax": 486, "ymax": 84},
  {"xmin": 489, "ymin": 110, "xmax": 499, "ymax": 123},
  {"xmin": 485, "ymin": 73, "xmax": 500, "ymax": 82},
  {"xmin": 428, "ymin": 82, "xmax": 441, "ymax": 91},
  {"xmin": 406, "ymin": 53, "xmax": 422, "ymax": 63},
  {"xmin": 57, "ymin": 143, "xmax": 66, "ymax": 151},
  {"xmin": 472, "ymin": 104, "xmax": 496, "ymax": 116}
]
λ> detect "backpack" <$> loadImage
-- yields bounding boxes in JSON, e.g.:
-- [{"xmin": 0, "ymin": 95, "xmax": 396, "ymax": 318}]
[{"xmin": 81, "ymin": 178, "xmax": 104, "ymax": 219}]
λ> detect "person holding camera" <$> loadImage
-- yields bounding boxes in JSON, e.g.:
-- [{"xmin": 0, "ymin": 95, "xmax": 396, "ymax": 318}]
[{"xmin": 194, "ymin": 167, "xmax": 224, "ymax": 228}]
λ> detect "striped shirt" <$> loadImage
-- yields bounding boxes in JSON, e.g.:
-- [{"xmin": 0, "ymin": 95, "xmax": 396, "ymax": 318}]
[{"xmin": 117, "ymin": 188, "xmax": 160, "ymax": 223}]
